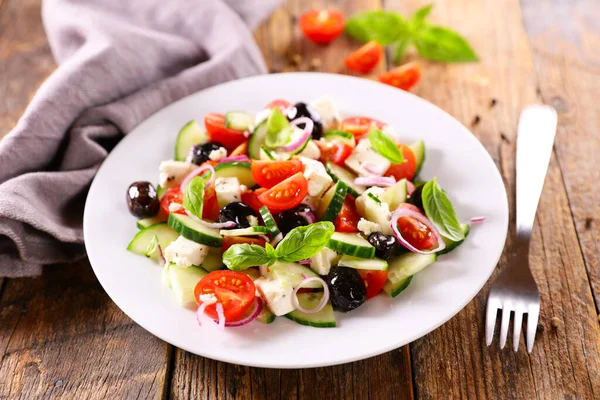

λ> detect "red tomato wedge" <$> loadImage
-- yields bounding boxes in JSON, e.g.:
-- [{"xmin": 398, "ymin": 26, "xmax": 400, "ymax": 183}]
[
  {"xmin": 222, "ymin": 236, "xmax": 267, "ymax": 253},
  {"xmin": 241, "ymin": 188, "xmax": 268, "ymax": 214},
  {"xmin": 299, "ymin": 9, "xmax": 345, "ymax": 45},
  {"xmin": 378, "ymin": 62, "xmax": 421, "ymax": 91},
  {"xmin": 396, "ymin": 203, "xmax": 438, "ymax": 250},
  {"xmin": 204, "ymin": 113, "xmax": 247, "ymax": 150},
  {"xmin": 316, "ymin": 141, "xmax": 354, "ymax": 166},
  {"xmin": 358, "ymin": 270, "xmax": 388, "ymax": 299},
  {"xmin": 334, "ymin": 195, "xmax": 360, "ymax": 233},
  {"xmin": 257, "ymin": 172, "xmax": 308, "ymax": 211},
  {"xmin": 159, "ymin": 184, "xmax": 219, "ymax": 220},
  {"xmin": 194, "ymin": 271, "xmax": 256, "ymax": 321},
  {"xmin": 385, "ymin": 145, "xmax": 417, "ymax": 182},
  {"xmin": 340, "ymin": 116, "xmax": 386, "ymax": 140},
  {"xmin": 251, "ymin": 160, "xmax": 304, "ymax": 189},
  {"xmin": 265, "ymin": 99, "xmax": 292, "ymax": 113},
  {"xmin": 160, "ymin": 186, "xmax": 185, "ymax": 216},
  {"xmin": 344, "ymin": 41, "xmax": 383, "ymax": 74}
]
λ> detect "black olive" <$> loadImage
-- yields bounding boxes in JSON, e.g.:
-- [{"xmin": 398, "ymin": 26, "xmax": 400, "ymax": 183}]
[
  {"xmin": 275, "ymin": 204, "xmax": 314, "ymax": 235},
  {"xmin": 126, "ymin": 181, "xmax": 160, "ymax": 218},
  {"xmin": 219, "ymin": 202, "xmax": 258, "ymax": 229},
  {"xmin": 287, "ymin": 102, "xmax": 323, "ymax": 139},
  {"xmin": 407, "ymin": 184, "xmax": 425, "ymax": 212},
  {"xmin": 368, "ymin": 232, "xmax": 398, "ymax": 260},
  {"xmin": 325, "ymin": 267, "xmax": 367, "ymax": 312},
  {"xmin": 190, "ymin": 142, "xmax": 225, "ymax": 165}
]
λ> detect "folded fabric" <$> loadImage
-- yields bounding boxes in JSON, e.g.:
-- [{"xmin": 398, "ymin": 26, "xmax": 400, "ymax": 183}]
[{"xmin": 0, "ymin": 0, "xmax": 281, "ymax": 277}]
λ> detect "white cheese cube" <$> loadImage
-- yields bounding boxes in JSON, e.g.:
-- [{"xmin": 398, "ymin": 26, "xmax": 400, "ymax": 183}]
[
  {"xmin": 310, "ymin": 95, "xmax": 341, "ymax": 131},
  {"xmin": 344, "ymin": 139, "xmax": 391, "ymax": 177},
  {"xmin": 296, "ymin": 140, "xmax": 321, "ymax": 160},
  {"xmin": 356, "ymin": 189, "xmax": 393, "ymax": 235},
  {"xmin": 169, "ymin": 202, "xmax": 184, "ymax": 213},
  {"xmin": 248, "ymin": 216, "xmax": 259, "ymax": 227},
  {"xmin": 299, "ymin": 157, "xmax": 333, "ymax": 197},
  {"xmin": 164, "ymin": 236, "xmax": 209, "ymax": 268},
  {"xmin": 214, "ymin": 177, "xmax": 242, "ymax": 208},
  {"xmin": 209, "ymin": 147, "xmax": 228, "ymax": 161},
  {"xmin": 357, "ymin": 218, "xmax": 381, "ymax": 236},
  {"xmin": 159, "ymin": 161, "xmax": 196, "ymax": 188},
  {"xmin": 254, "ymin": 277, "xmax": 295, "ymax": 316},
  {"xmin": 309, "ymin": 247, "xmax": 339, "ymax": 276},
  {"xmin": 301, "ymin": 193, "xmax": 320, "ymax": 211}
]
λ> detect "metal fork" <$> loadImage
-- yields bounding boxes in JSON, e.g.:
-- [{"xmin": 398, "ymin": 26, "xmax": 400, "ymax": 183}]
[{"xmin": 485, "ymin": 105, "xmax": 558, "ymax": 352}]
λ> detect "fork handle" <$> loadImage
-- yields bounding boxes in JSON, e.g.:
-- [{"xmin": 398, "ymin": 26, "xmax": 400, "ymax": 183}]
[{"xmin": 515, "ymin": 105, "xmax": 558, "ymax": 241}]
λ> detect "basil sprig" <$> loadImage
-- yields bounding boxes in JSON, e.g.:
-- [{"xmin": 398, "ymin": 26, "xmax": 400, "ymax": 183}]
[
  {"xmin": 223, "ymin": 221, "xmax": 335, "ymax": 271},
  {"xmin": 346, "ymin": 5, "xmax": 478, "ymax": 64},
  {"xmin": 183, "ymin": 175, "xmax": 208, "ymax": 218},
  {"xmin": 369, "ymin": 127, "xmax": 404, "ymax": 164},
  {"xmin": 421, "ymin": 178, "xmax": 465, "ymax": 241},
  {"xmin": 265, "ymin": 108, "xmax": 292, "ymax": 148}
]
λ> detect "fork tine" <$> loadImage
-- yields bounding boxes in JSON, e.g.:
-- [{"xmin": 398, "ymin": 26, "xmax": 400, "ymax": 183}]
[
  {"xmin": 486, "ymin": 297, "xmax": 499, "ymax": 346},
  {"xmin": 512, "ymin": 307, "xmax": 524, "ymax": 352},
  {"xmin": 526, "ymin": 304, "xmax": 540, "ymax": 353},
  {"xmin": 499, "ymin": 305, "xmax": 512, "ymax": 349}
]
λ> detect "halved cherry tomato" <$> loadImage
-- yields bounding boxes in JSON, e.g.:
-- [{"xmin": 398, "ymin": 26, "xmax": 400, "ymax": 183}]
[
  {"xmin": 385, "ymin": 145, "xmax": 417, "ymax": 182},
  {"xmin": 241, "ymin": 188, "xmax": 268, "ymax": 214},
  {"xmin": 194, "ymin": 270, "xmax": 256, "ymax": 321},
  {"xmin": 204, "ymin": 113, "xmax": 247, "ymax": 150},
  {"xmin": 265, "ymin": 99, "xmax": 292, "ymax": 113},
  {"xmin": 159, "ymin": 184, "xmax": 220, "ymax": 220},
  {"xmin": 334, "ymin": 195, "xmax": 360, "ymax": 233},
  {"xmin": 160, "ymin": 186, "xmax": 185, "ymax": 216},
  {"xmin": 316, "ymin": 141, "xmax": 354, "ymax": 166},
  {"xmin": 299, "ymin": 9, "xmax": 345, "ymax": 45},
  {"xmin": 396, "ymin": 203, "xmax": 438, "ymax": 250},
  {"xmin": 222, "ymin": 236, "xmax": 267, "ymax": 253},
  {"xmin": 344, "ymin": 41, "xmax": 383, "ymax": 74},
  {"xmin": 358, "ymin": 270, "xmax": 388, "ymax": 299},
  {"xmin": 378, "ymin": 62, "xmax": 421, "ymax": 91},
  {"xmin": 230, "ymin": 141, "xmax": 249, "ymax": 157},
  {"xmin": 251, "ymin": 160, "xmax": 304, "ymax": 189},
  {"xmin": 258, "ymin": 172, "xmax": 308, "ymax": 211},
  {"xmin": 340, "ymin": 116, "xmax": 386, "ymax": 140}
]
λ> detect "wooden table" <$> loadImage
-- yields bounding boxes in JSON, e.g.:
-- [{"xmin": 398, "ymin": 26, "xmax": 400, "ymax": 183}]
[{"xmin": 1, "ymin": 0, "xmax": 599, "ymax": 398}]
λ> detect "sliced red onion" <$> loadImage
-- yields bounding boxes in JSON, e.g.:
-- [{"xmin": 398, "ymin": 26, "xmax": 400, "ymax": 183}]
[
  {"xmin": 219, "ymin": 298, "xmax": 263, "ymax": 327},
  {"xmin": 185, "ymin": 211, "xmax": 235, "ymax": 228},
  {"xmin": 243, "ymin": 130, "xmax": 251, "ymax": 138},
  {"xmin": 301, "ymin": 273, "xmax": 308, "ymax": 279},
  {"xmin": 390, "ymin": 207, "xmax": 446, "ymax": 255},
  {"xmin": 220, "ymin": 155, "xmax": 249, "ymax": 163},
  {"xmin": 363, "ymin": 163, "xmax": 385, "ymax": 176},
  {"xmin": 406, "ymin": 181, "xmax": 416, "ymax": 196},
  {"xmin": 298, "ymin": 259, "xmax": 311, "ymax": 265},
  {"xmin": 258, "ymin": 235, "xmax": 271, "ymax": 243},
  {"xmin": 157, "ymin": 244, "xmax": 166, "ymax": 266},
  {"xmin": 292, "ymin": 277, "xmax": 329, "ymax": 315},
  {"xmin": 278, "ymin": 117, "xmax": 313, "ymax": 152},
  {"xmin": 470, "ymin": 216, "xmax": 486, "ymax": 223},
  {"xmin": 271, "ymin": 232, "xmax": 283, "ymax": 246},
  {"xmin": 354, "ymin": 176, "xmax": 396, "ymax": 187},
  {"xmin": 196, "ymin": 302, "xmax": 211, "ymax": 327},
  {"xmin": 215, "ymin": 302, "xmax": 225, "ymax": 330},
  {"xmin": 185, "ymin": 146, "xmax": 195, "ymax": 163},
  {"xmin": 299, "ymin": 210, "xmax": 316, "ymax": 224},
  {"xmin": 180, "ymin": 164, "xmax": 216, "ymax": 191}
]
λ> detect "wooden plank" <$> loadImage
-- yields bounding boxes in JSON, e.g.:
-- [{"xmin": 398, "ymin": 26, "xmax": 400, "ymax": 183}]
[{"xmin": 383, "ymin": 0, "xmax": 600, "ymax": 398}]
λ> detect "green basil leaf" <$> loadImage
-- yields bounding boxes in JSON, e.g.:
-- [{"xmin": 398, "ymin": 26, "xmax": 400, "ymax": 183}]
[
  {"xmin": 144, "ymin": 234, "xmax": 159, "ymax": 258},
  {"xmin": 393, "ymin": 37, "xmax": 412, "ymax": 64},
  {"xmin": 368, "ymin": 127, "xmax": 405, "ymax": 164},
  {"xmin": 183, "ymin": 176, "xmax": 207, "ymax": 218},
  {"xmin": 265, "ymin": 243, "xmax": 277, "ymax": 265},
  {"xmin": 345, "ymin": 10, "xmax": 410, "ymax": 45},
  {"xmin": 275, "ymin": 221, "xmax": 335, "ymax": 263},
  {"xmin": 421, "ymin": 178, "xmax": 465, "ymax": 241},
  {"xmin": 265, "ymin": 108, "xmax": 291, "ymax": 148},
  {"xmin": 413, "ymin": 25, "xmax": 478, "ymax": 62},
  {"xmin": 222, "ymin": 244, "xmax": 275, "ymax": 271},
  {"xmin": 410, "ymin": 4, "xmax": 433, "ymax": 31}
]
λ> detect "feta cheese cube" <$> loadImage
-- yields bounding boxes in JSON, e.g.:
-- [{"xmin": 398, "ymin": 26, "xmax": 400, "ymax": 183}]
[
  {"xmin": 254, "ymin": 277, "xmax": 295, "ymax": 316},
  {"xmin": 248, "ymin": 215, "xmax": 259, "ymax": 227},
  {"xmin": 357, "ymin": 218, "xmax": 381, "ymax": 236},
  {"xmin": 309, "ymin": 247, "xmax": 339, "ymax": 276},
  {"xmin": 209, "ymin": 147, "xmax": 228, "ymax": 161},
  {"xmin": 198, "ymin": 293, "xmax": 218, "ymax": 305},
  {"xmin": 169, "ymin": 202, "xmax": 184, "ymax": 213},
  {"xmin": 344, "ymin": 139, "xmax": 391, "ymax": 177},
  {"xmin": 356, "ymin": 189, "xmax": 393, "ymax": 235},
  {"xmin": 164, "ymin": 236, "xmax": 209, "ymax": 268},
  {"xmin": 299, "ymin": 157, "xmax": 333, "ymax": 196},
  {"xmin": 301, "ymin": 193, "xmax": 320, "ymax": 211},
  {"xmin": 159, "ymin": 161, "xmax": 196, "ymax": 188},
  {"xmin": 296, "ymin": 140, "xmax": 321, "ymax": 160},
  {"xmin": 214, "ymin": 177, "xmax": 242, "ymax": 208},
  {"xmin": 310, "ymin": 95, "xmax": 341, "ymax": 131}
]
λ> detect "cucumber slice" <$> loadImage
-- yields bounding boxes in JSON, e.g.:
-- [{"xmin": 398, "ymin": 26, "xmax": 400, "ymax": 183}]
[
  {"xmin": 326, "ymin": 162, "xmax": 366, "ymax": 197},
  {"xmin": 225, "ymin": 111, "xmax": 254, "ymax": 131},
  {"xmin": 175, "ymin": 121, "xmax": 208, "ymax": 161},
  {"xmin": 220, "ymin": 226, "xmax": 269, "ymax": 236},
  {"xmin": 317, "ymin": 181, "xmax": 348, "ymax": 221},
  {"xmin": 259, "ymin": 206, "xmax": 280, "ymax": 237},
  {"xmin": 409, "ymin": 140, "xmax": 425, "ymax": 177},
  {"xmin": 327, "ymin": 232, "xmax": 375, "ymax": 258},
  {"xmin": 166, "ymin": 263, "xmax": 208, "ymax": 304},
  {"xmin": 338, "ymin": 255, "xmax": 388, "ymax": 271},
  {"xmin": 438, "ymin": 223, "xmax": 470, "ymax": 255},
  {"xmin": 127, "ymin": 223, "xmax": 179, "ymax": 261},
  {"xmin": 268, "ymin": 262, "xmax": 322, "ymax": 288},
  {"xmin": 324, "ymin": 130, "xmax": 356, "ymax": 148},
  {"xmin": 383, "ymin": 252, "xmax": 437, "ymax": 297},
  {"xmin": 214, "ymin": 161, "xmax": 256, "ymax": 187},
  {"xmin": 285, "ymin": 293, "xmax": 336, "ymax": 328},
  {"xmin": 168, "ymin": 213, "xmax": 222, "ymax": 247},
  {"xmin": 136, "ymin": 216, "xmax": 165, "ymax": 230},
  {"xmin": 260, "ymin": 146, "xmax": 276, "ymax": 160},
  {"xmin": 156, "ymin": 185, "xmax": 166, "ymax": 199},
  {"xmin": 248, "ymin": 121, "xmax": 268, "ymax": 159},
  {"xmin": 201, "ymin": 248, "xmax": 224, "ymax": 272},
  {"xmin": 379, "ymin": 179, "xmax": 407, "ymax": 210}
]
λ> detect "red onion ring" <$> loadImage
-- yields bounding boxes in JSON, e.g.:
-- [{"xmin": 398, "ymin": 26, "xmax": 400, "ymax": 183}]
[
  {"xmin": 278, "ymin": 117, "xmax": 313, "ymax": 152},
  {"xmin": 470, "ymin": 216, "xmax": 486, "ymax": 223},
  {"xmin": 180, "ymin": 164, "xmax": 216, "ymax": 192},
  {"xmin": 157, "ymin": 244, "xmax": 166, "ymax": 266},
  {"xmin": 258, "ymin": 235, "xmax": 271, "ymax": 243},
  {"xmin": 243, "ymin": 131, "xmax": 251, "ymax": 138},
  {"xmin": 184, "ymin": 210, "xmax": 235, "ymax": 228},
  {"xmin": 215, "ymin": 303, "xmax": 225, "ymax": 330},
  {"xmin": 390, "ymin": 207, "xmax": 446, "ymax": 255},
  {"xmin": 299, "ymin": 210, "xmax": 316, "ymax": 224},
  {"xmin": 220, "ymin": 155, "xmax": 249, "ymax": 163},
  {"xmin": 298, "ymin": 259, "xmax": 311, "ymax": 265},
  {"xmin": 354, "ymin": 176, "xmax": 396, "ymax": 187},
  {"xmin": 271, "ymin": 232, "xmax": 283, "ymax": 246},
  {"xmin": 196, "ymin": 302, "xmax": 211, "ymax": 327},
  {"xmin": 218, "ymin": 298, "xmax": 263, "ymax": 327},
  {"xmin": 406, "ymin": 181, "xmax": 416, "ymax": 196},
  {"xmin": 292, "ymin": 276, "xmax": 329, "ymax": 315}
]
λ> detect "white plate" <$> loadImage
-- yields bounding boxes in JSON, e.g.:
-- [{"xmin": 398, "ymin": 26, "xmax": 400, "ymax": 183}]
[{"xmin": 84, "ymin": 73, "xmax": 508, "ymax": 368}]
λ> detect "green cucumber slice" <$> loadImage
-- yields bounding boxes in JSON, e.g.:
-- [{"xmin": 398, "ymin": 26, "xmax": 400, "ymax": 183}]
[
  {"xmin": 259, "ymin": 206, "xmax": 280, "ymax": 237},
  {"xmin": 324, "ymin": 130, "xmax": 356, "ymax": 147},
  {"xmin": 409, "ymin": 140, "xmax": 425, "ymax": 177},
  {"xmin": 383, "ymin": 252, "xmax": 437, "ymax": 297},
  {"xmin": 260, "ymin": 146, "xmax": 276, "ymax": 160},
  {"xmin": 167, "ymin": 213, "xmax": 222, "ymax": 247},
  {"xmin": 156, "ymin": 184, "xmax": 166, "ymax": 199},
  {"xmin": 225, "ymin": 111, "xmax": 254, "ymax": 131},
  {"xmin": 338, "ymin": 255, "xmax": 388, "ymax": 271},
  {"xmin": 175, "ymin": 121, "xmax": 208, "ymax": 161},
  {"xmin": 220, "ymin": 226, "xmax": 269, "ymax": 236},
  {"xmin": 268, "ymin": 262, "xmax": 322, "ymax": 289},
  {"xmin": 127, "ymin": 223, "xmax": 179, "ymax": 261},
  {"xmin": 165, "ymin": 263, "xmax": 208, "ymax": 304},
  {"xmin": 379, "ymin": 179, "xmax": 407, "ymax": 210},
  {"xmin": 285, "ymin": 293, "xmax": 336, "ymax": 328},
  {"xmin": 438, "ymin": 223, "xmax": 470, "ymax": 255},
  {"xmin": 201, "ymin": 248, "xmax": 224, "ymax": 272},
  {"xmin": 248, "ymin": 121, "xmax": 268, "ymax": 159},
  {"xmin": 327, "ymin": 232, "xmax": 375, "ymax": 258},
  {"xmin": 136, "ymin": 216, "xmax": 165, "ymax": 230},
  {"xmin": 317, "ymin": 181, "xmax": 348, "ymax": 221},
  {"xmin": 214, "ymin": 161, "xmax": 256, "ymax": 187},
  {"xmin": 325, "ymin": 161, "xmax": 366, "ymax": 197}
]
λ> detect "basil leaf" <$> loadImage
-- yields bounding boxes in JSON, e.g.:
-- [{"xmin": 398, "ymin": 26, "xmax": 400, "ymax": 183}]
[
  {"xmin": 265, "ymin": 243, "xmax": 277, "ymax": 265},
  {"xmin": 265, "ymin": 108, "xmax": 291, "ymax": 148},
  {"xmin": 144, "ymin": 234, "xmax": 159, "ymax": 258},
  {"xmin": 413, "ymin": 25, "xmax": 478, "ymax": 62},
  {"xmin": 410, "ymin": 4, "xmax": 433, "ymax": 31},
  {"xmin": 345, "ymin": 10, "xmax": 410, "ymax": 45},
  {"xmin": 222, "ymin": 244, "xmax": 275, "ymax": 271},
  {"xmin": 275, "ymin": 222, "xmax": 334, "ymax": 263},
  {"xmin": 393, "ymin": 37, "xmax": 412, "ymax": 64},
  {"xmin": 421, "ymin": 178, "xmax": 465, "ymax": 241},
  {"xmin": 183, "ymin": 176, "xmax": 207, "ymax": 218},
  {"xmin": 368, "ymin": 127, "xmax": 404, "ymax": 164}
]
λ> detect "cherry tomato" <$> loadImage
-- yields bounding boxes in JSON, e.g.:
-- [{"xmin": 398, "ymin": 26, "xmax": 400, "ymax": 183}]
[
  {"xmin": 204, "ymin": 113, "xmax": 247, "ymax": 150},
  {"xmin": 358, "ymin": 270, "xmax": 388, "ymax": 299},
  {"xmin": 378, "ymin": 62, "xmax": 421, "ymax": 91},
  {"xmin": 194, "ymin": 270, "xmax": 256, "ymax": 321},
  {"xmin": 334, "ymin": 195, "xmax": 360, "ymax": 233},
  {"xmin": 257, "ymin": 172, "xmax": 308, "ymax": 211},
  {"xmin": 344, "ymin": 41, "xmax": 383, "ymax": 74},
  {"xmin": 299, "ymin": 9, "xmax": 345, "ymax": 45},
  {"xmin": 159, "ymin": 184, "xmax": 219, "ymax": 220},
  {"xmin": 316, "ymin": 141, "xmax": 354, "ymax": 166},
  {"xmin": 230, "ymin": 141, "xmax": 249, "ymax": 157},
  {"xmin": 396, "ymin": 209, "xmax": 438, "ymax": 250},
  {"xmin": 264, "ymin": 99, "xmax": 292, "ymax": 113},
  {"xmin": 251, "ymin": 160, "xmax": 304, "ymax": 189},
  {"xmin": 160, "ymin": 186, "xmax": 185, "ymax": 216},
  {"xmin": 340, "ymin": 116, "xmax": 386, "ymax": 140},
  {"xmin": 385, "ymin": 145, "xmax": 417, "ymax": 181},
  {"xmin": 222, "ymin": 236, "xmax": 267, "ymax": 253},
  {"xmin": 241, "ymin": 188, "xmax": 268, "ymax": 214}
]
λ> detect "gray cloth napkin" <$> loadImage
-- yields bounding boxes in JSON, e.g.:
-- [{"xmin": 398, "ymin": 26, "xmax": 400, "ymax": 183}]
[{"xmin": 0, "ymin": 0, "xmax": 281, "ymax": 277}]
